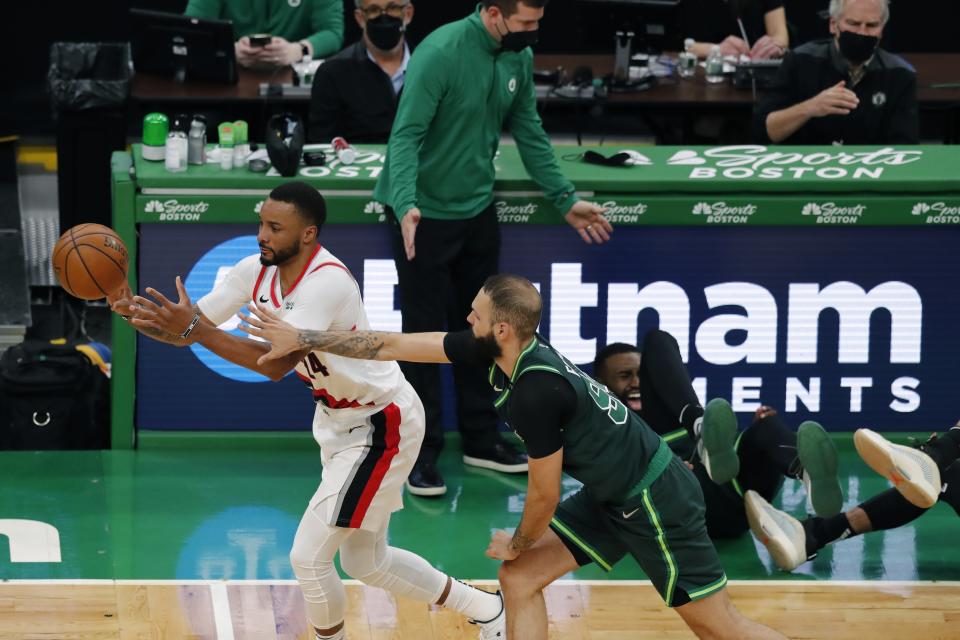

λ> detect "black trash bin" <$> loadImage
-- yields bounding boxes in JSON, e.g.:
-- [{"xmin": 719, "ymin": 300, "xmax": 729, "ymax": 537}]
[{"xmin": 48, "ymin": 42, "xmax": 132, "ymax": 232}]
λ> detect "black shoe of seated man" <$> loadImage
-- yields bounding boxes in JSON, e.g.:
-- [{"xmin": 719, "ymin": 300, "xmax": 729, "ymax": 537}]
[
  {"xmin": 405, "ymin": 460, "xmax": 447, "ymax": 497},
  {"xmin": 463, "ymin": 441, "xmax": 529, "ymax": 474}
]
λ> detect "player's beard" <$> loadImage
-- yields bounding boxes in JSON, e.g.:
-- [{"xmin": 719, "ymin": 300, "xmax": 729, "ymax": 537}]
[
  {"xmin": 472, "ymin": 329, "xmax": 502, "ymax": 360},
  {"xmin": 259, "ymin": 238, "xmax": 300, "ymax": 266}
]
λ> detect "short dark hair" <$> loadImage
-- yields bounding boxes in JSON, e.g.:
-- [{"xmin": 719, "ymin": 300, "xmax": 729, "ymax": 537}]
[
  {"xmin": 483, "ymin": 0, "xmax": 549, "ymax": 18},
  {"xmin": 481, "ymin": 274, "xmax": 542, "ymax": 339},
  {"xmin": 268, "ymin": 181, "xmax": 327, "ymax": 230},
  {"xmin": 593, "ymin": 342, "xmax": 640, "ymax": 379}
]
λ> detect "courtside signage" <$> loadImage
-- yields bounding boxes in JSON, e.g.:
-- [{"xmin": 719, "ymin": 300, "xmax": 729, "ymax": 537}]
[
  {"xmin": 137, "ymin": 225, "xmax": 957, "ymax": 432},
  {"xmin": 669, "ymin": 146, "xmax": 923, "ymax": 180}
]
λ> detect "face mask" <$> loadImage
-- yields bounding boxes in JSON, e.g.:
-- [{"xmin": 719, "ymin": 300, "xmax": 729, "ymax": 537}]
[
  {"xmin": 366, "ymin": 14, "xmax": 405, "ymax": 52},
  {"xmin": 837, "ymin": 30, "xmax": 879, "ymax": 65},
  {"xmin": 498, "ymin": 17, "xmax": 538, "ymax": 52},
  {"xmin": 583, "ymin": 151, "xmax": 632, "ymax": 167}
]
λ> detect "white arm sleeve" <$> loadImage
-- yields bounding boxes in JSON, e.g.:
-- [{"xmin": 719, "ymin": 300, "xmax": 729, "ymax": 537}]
[
  {"xmin": 282, "ymin": 267, "xmax": 357, "ymax": 332},
  {"xmin": 196, "ymin": 254, "xmax": 262, "ymax": 326}
]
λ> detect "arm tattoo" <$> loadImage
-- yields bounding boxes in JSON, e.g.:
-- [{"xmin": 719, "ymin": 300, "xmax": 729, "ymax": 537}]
[
  {"xmin": 510, "ymin": 529, "xmax": 536, "ymax": 553},
  {"xmin": 137, "ymin": 325, "xmax": 183, "ymax": 345},
  {"xmin": 297, "ymin": 330, "xmax": 386, "ymax": 359}
]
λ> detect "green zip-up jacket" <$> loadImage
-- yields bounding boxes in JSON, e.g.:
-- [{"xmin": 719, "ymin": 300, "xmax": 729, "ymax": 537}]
[
  {"xmin": 185, "ymin": 0, "xmax": 344, "ymax": 59},
  {"xmin": 373, "ymin": 5, "xmax": 579, "ymax": 221}
]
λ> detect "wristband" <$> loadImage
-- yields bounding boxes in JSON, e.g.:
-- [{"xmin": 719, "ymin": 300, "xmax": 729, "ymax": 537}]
[{"xmin": 180, "ymin": 313, "xmax": 202, "ymax": 339}]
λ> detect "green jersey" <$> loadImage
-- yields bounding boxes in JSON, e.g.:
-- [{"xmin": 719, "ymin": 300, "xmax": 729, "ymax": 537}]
[{"xmin": 491, "ymin": 336, "xmax": 671, "ymax": 503}]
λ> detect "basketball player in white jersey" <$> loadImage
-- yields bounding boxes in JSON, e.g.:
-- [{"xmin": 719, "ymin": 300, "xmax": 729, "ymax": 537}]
[{"xmin": 111, "ymin": 181, "xmax": 505, "ymax": 640}]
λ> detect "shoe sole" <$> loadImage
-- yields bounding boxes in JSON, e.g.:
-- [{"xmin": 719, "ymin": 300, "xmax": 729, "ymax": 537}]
[
  {"xmin": 702, "ymin": 398, "xmax": 740, "ymax": 484},
  {"xmin": 797, "ymin": 421, "xmax": 843, "ymax": 517},
  {"xmin": 404, "ymin": 480, "xmax": 447, "ymax": 497},
  {"xmin": 462, "ymin": 455, "xmax": 528, "ymax": 474},
  {"xmin": 854, "ymin": 429, "xmax": 940, "ymax": 509},
  {"xmin": 744, "ymin": 490, "xmax": 807, "ymax": 572}
]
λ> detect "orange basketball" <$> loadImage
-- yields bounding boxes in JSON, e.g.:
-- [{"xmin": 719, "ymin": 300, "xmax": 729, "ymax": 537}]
[{"xmin": 52, "ymin": 223, "xmax": 129, "ymax": 300}]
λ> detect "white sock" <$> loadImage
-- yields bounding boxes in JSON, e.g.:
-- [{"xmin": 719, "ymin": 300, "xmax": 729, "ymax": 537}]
[
  {"xmin": 442, "ymin": 579, "xmax": 503, "ymax": 622},
  {"xmin": 315, "ymin": 629, "xmax": 345, "ymax": 640}
]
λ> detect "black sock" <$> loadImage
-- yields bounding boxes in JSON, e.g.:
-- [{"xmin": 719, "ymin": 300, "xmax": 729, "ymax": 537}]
[
  {"xmin": 923, "ymin": 427, "xmax": 960, "ymax": 471},
  {"xmin": 803, "ymin": 512, "xmax": 854, "ymax": 556},
  {"xmin": 860, "ymin": 488, "xmax": 928, "ymax": 531},
  {"xmin": 680, "ymin": 403, "xmax": 704, "ymax": 436},
  {"xmin": 942, "ymin": 463, "xmax": 960, "ymax": 516}
]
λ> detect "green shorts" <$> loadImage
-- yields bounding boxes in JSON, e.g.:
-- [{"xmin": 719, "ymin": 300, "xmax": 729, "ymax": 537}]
[{"xmin": 550, "ymin": 455, "xmax": 727, "ymax": 607}]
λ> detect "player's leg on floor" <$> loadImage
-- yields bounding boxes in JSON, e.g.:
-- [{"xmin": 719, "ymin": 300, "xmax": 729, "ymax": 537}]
[
  {"xmin": 920, "ymin": 423, "xmax": 960, "ymax": 470},
  {"xmin": 289, "ymin": 507, "xmax": 355, "ymax": 639},
  {"xmin": 746, "ymin": 486, "xmax": 929, "ymax": 571},
  {"xmin": 724, "ymin": 411, "xmax": 784, "ymax": 504},
  {"xmin": 941, "ymin": 461, "xmax": 960, "ymax": 515},
  {"xmin": 855, "ymin": 428, "xmax": 941, "ymax": 508},
  {"xmin": 638, "ymin": 329, "xmax": 704, "ymax": 439},
  {"xmin": 736, "ymin": 408, "xmax": 842, "ymax": 516},
  {"xmin": 674, "ymin": 587, "xmax": 787, "ymax": 640},
  {"xmin": 338, "ymin": 521, "xmax": 504, "ymax": 635},
  {"xmin": 498, "ymin": 528, "xmax": 582, "ymax": 640}
]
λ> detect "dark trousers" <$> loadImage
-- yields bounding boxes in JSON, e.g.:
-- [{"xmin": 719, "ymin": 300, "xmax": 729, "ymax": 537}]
[{"xmin": 388, "ymin": 204, "xmax": 503, "ymax": 463}]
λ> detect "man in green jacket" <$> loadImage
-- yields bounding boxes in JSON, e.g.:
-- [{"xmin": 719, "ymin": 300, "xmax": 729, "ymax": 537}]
[
  {"xmin": 185, "ymin": 0, "xmax": 344, "ymax": 66},
  {"xmin": 373, "ymin": 0, "xmax": 613, "ymax": 497}
]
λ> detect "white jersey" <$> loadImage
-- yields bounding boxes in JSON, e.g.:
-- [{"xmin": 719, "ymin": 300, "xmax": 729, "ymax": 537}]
[{"xmin": 197, "ymin": 244, "xmax": 407, "ymax": 427}]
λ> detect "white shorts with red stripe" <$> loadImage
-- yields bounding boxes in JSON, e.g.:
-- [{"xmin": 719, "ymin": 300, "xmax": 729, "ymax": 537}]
[{"xmin": 308, "ymin": 381, "xmax": 424, "ymax": 532}]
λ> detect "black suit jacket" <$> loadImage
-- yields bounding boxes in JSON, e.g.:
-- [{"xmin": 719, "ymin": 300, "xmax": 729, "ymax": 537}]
[{"xmin": 307, "ymin": 40, "xmax": 407, "ymax": 144}]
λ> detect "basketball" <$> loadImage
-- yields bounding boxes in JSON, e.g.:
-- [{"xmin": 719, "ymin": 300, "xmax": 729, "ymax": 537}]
[{"xmin": 51, "ymin": 223, "xmax": 129, "ymax": 300}]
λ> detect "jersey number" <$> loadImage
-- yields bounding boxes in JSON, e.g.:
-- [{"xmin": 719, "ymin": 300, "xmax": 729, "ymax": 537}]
[
  {"xmin": 303, "ymin": 353, "xmax": 330, "ymax": 378},
  {"xmin": 586, "ymin": 381, "xmax": 629, "ymax": 425}
]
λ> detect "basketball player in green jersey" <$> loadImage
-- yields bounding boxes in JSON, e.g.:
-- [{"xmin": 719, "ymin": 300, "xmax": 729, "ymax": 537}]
[{"xmin": 237, "ymin": 274, "xmax": 787, "ymax": 639}]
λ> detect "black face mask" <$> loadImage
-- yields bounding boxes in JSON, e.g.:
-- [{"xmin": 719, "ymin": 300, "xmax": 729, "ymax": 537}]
[
  {"xmin": 583, "ymin": 151, "xmax": 632, "ymax": 167},
  {"xmin": 499, "ymin": 18, "xmax": 538, "ymax": 52},
  {"xmin": 837, "ymin": 30, "xmax": 879, "ymax": 65},
  {"xmin": 366, "ymin": 15, "xmax": 405, "ymax": 52}
]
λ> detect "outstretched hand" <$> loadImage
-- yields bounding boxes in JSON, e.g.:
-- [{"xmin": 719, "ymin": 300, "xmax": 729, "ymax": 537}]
[
  {"xmin": 129, "ymin": 276, "xmax": 197, "ymax": 340},
  {"xmin": 564, "ymin": 201, "xmax": 613, "ymax": 244},
  {"xmin": 237, "ymin": 303, "xmax": 302, "ymax": 365}
]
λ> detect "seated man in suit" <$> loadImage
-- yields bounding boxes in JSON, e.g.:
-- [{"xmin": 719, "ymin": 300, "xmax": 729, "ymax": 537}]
[
  {"xmin": 753, "ymin": 0, "xmax": 918, "ymax": 145},
  {"xmin": 308, "ymin": 0, "xmax": 415, "ymax": 144}
]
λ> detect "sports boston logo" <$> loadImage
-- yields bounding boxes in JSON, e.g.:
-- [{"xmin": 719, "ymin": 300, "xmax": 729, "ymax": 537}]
[
  {"xmin": 598, "ymin": 201, "xmax": 647, "ymax": 223},
  {"xmin": 144, "ymin": 199, "xmax": 210, "ymax": 221},
  {"xmin": 669, "ymin": 145, "xmax": 922, "ymax": 180},
  {"xmin": 692, "ymin": 201, "xmax": 757, "ymax": 224},
  {"xmin": 802, "ymin": 202, "xmax": 866, "ymax": 224},
  {"xmin": 912, "ymin": 201, "xmax": 960, "ymax": 224},
  {"xmin": 495, "ymin": 200, "xmax": 538, "ymax": 223}
]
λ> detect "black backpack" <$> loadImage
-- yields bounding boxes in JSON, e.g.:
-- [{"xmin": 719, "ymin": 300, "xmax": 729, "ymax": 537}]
[{"xmin": 0, "ymin": 341, "xmax": 110, "ymax": 449}]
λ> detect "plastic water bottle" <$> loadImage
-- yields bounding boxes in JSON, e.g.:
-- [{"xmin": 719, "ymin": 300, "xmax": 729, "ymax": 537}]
[
  {"xmin": 705, "ymin": 45, "xmax": 724, "ymax": 84},
  {"xmin": 678, "ymin": 38, "xmax": 697, "ymax": 79},
  {"xmin": 187, "ymin": 116, "xmax": 206, "ymax": 165},
  {"xmin": 164, "ymin": 115, "xmax": 188, "ymax": 172}
]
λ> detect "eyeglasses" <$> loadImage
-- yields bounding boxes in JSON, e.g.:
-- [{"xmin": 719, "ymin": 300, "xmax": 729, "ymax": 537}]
[{"xmin": 359, "ymin": 2, "xmax": 409, "ymax": 19}]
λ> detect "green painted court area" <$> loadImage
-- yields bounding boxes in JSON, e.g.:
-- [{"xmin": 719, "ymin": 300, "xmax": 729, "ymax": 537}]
[{"xmin": 0, "ymin": 435, "xmax": 956, "ymax": 582}]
